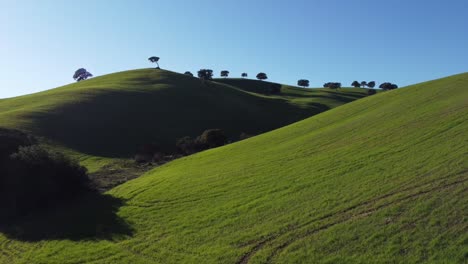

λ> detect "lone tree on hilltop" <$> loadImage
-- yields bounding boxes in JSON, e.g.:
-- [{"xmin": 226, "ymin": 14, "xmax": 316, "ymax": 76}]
[
  {"xmin": 379, "ymin": 82, "xmax": 398, "ymax": 91},
  {"xmin": 367, "ymin": 81, "xmax": 376, "ymax": 88},
  {"xmin": 360, "ymin": 81, "xmax": 367, "ymax": 88},
  {"xmin": 351, "ymin": 81, "xmax": 361, "ymax": 88},
  {"xmin": 241, "ymin": 73, "xmax": 248, "ymax": 78},
  {"xmin": 198, "ymin": 69, "xmax": 214, "ymax": 81},
  {"xmin": 256, "ymin": 72, "xmax": 268, "ymax": 81},
  {"xmin": 148, "ymin": 56, "xmax": 160, "ymax": 69},
  {"xmin": 184, "ymin": 71, "xmax": 194, "ymax": 77},
  {"xmin": 73, "ymin": 68, "xmax": 93, "ymax": 82},
  {"xmin": 297, "ymin": 79, "xmax": 310, "ymax": 88},
  {"xmin": 220, "ymin": 70, "xmax": 230, "ymax": 78}
]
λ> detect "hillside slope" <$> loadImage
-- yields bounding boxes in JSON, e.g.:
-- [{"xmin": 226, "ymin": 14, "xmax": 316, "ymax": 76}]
[
  {"xmin": 0, "ymin": 69, "xmax": 368, "ymax": 158},
  {"xmin": 0, "ymin": 73, "xmax": 466, "ymax": 263}
]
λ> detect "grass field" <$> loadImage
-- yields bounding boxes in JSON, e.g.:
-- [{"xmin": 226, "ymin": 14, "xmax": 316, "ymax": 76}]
[
  {"xmin": 0, "ymin": 69, "xmax": 368, "ymax": 161},
  {"xmin": 0, "ymin": 73, "xmax": 466, "ymax": 263}
]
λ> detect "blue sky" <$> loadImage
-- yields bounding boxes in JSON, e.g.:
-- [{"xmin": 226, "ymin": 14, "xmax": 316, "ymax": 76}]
[{"xmin": 1, "ymin": 0, "xmax": 467, "ymax": 98}]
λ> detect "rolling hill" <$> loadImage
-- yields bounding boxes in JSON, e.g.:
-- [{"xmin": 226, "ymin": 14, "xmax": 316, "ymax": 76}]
[
  {"xmin": 0, "ymin": 73, "xmax": 466, "ymax": 263},
  {"xmin": 0, "ymin": 69, "xmax": 368, "ymax": 162}
]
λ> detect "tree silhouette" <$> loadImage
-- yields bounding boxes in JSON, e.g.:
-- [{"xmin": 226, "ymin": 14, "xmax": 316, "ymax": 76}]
[
  {"xmin": 198, "ymin": 69, "xmax": 213, "ymax": 80},
  {"xmin": 367, "ymin": 81, "xmax": 376, "ymax": 88},
  {"xmin": 351, "ymin": 81, "xmax": 361, "ymax": 88},
  {"xmin": 241, "ymin": 73, "xmax": 248, "ymax": 78},
  {"xmin": 360, "ymin": 81, "xmax": 367, "ymax": 88},
  {"xmin": 379, "ymin": 82, "xmax": 398, "ymax": 90},
  {"xmin": 256, "ymin": 72, "xmax": 268, "ymax": 81},
  {"xmin": 297, "ymin": 79, "xmax": 309, "ymax": 88},
  {"xmin": 220, "ymin": 70, "xmax": 230, "ymax": 78},
  {"xmin": 184, "ymin": 71, "xmax": 194, "ymax": 77},
  {"xmin": 73, "ymin": 68, "xmax": 93, "ymax": 82},
  {"xmin": 148, "ymin": 56, "xmax": 160, "ymax": 69},
  {"xmin": 323, "ymin": 82, "xmax": 341, "ymax": 90}
]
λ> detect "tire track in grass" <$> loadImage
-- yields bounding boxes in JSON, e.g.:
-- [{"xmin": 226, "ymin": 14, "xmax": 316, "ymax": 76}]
[
  {"xmin": 265, "ymin": 178, "xmax": 467, "ymax": 263},
  {"xmin": 236, "ymin": 172, "xmax": 467, "ymax": 264}
]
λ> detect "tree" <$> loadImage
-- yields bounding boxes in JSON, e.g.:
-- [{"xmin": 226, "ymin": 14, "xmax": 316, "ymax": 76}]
[
  {"xmin": 361, "ymin": 81, "xmax": 367, "ymax": 88},
  {"xmin": 241, "ymin": 73, "xmax": 248, "ymax": 78},
  {"xmin": 367, "ymin": 81, "xmax": 376, "ymax": 88},
  {"xmin": 379, "ymin": 82, "xmax": 398, "ymax": 91},
  {"xmin": 198, "ymin": 69, "xmax": 214, "ymax": 80},
  {"xmin": 148, "ymin": 56, "xmax": 160, "ymax": 69},
  {"xmin": 196, "ymin": 129, "xmax": 227, "ymax": 149},
  {"xmin": 297, "ymin": 79, "xmax": 310, "ymax": 88},
  {"xmin": 367, "ymin": 89, "xmax": 377, "ymax": 95},
  {"xmin": 351, "ymin": 81, "xmax": 361, "ymax": 88},
  {"xmin": 220, "ymin": 70, "xmax": 230, "ymax": 78},
  {"xmin": 176, "ymin": 136, "xmax": 197, "ymax": 155},
  {"xmin": 73, "ymin": 68, "xmax": 93, "ymax": 82},
  {"xmin": 184, "ymin": 71, "xmax": 194, "ymax": 77},
  {"xmin": 256, "ymin": 72, "xmax": 268, "ymax": 81},
  {"xmin": 323, "ymin": 82, "xmax": 341, "ymax": 90},
  {"xmin": 0, "ymin": 129, "xmax": 89, "ymax": 219}
]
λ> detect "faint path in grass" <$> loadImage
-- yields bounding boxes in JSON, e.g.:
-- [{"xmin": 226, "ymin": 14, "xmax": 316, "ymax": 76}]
[{"xmin": 237, "ymin": 172, "xmax": 467, "ymax": 264}]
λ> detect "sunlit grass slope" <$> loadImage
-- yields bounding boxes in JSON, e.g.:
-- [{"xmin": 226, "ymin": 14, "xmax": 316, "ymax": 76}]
[
  {"xmin": 1, "ymin": 73, "xmax": 467, "ymax": 263},
  {"xmin": 0, "ymin": 69, "xmax": 367, "ymax": 159}
]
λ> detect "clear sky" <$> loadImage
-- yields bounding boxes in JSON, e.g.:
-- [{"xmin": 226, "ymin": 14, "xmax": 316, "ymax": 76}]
[{"xmin": 1, "ymin": 0, "xmax": 467, "ymax": 98}]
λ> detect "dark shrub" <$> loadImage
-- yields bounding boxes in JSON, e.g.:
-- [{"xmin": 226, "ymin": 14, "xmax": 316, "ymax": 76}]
[
  {"xmin": 0, "ymin": 128, "xmax": 36, "ymax": 161},
  {"xmin": 176, "ymin": 136, "xmax": 198, "ymax": 155},
  {"xmin": 197, "ymin": 129, "xmax": 227, "ymax": 149},
  {"xmin": 1, "ymin": 145, "xmax": 89, "ymax": 219},
  {"xmin": 367, "ymin": 89, "xmax": 377, "ymax": 95},
  {"xmin": 379, "ymin": 82, "xmax": 398, "ymax": 90}
]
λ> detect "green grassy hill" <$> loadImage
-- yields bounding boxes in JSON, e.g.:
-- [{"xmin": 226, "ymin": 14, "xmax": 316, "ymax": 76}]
[
  {"xmin": 1, "ymin": 73, "xmax": 466, "ymax": 263},
  {"xmin": 0, "ymin": 69, "xmax": 367, "ymax": 160}
]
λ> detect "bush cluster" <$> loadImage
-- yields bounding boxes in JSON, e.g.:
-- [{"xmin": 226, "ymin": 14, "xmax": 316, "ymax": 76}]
[
  {"xmin": 176, "ymin": 129, "xmax": 228, "ymax": 155},
  {"xmin": 0, "ymin": 128, "xmax": 90, "ymax": 219}
]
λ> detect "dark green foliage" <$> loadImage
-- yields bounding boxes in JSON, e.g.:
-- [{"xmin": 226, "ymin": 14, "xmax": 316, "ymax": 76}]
[
  {"xmin": 220, "ymin": 70, "xmax": 229, "ymax": 78},
  {"xmin": 0, "ymin": 128, "xmax": 36, "ymax": 161},
  {"xmin": 379, "ymin": 82, "xmax": 398, "ymax": 90},
  {"xmin": 241, "ymin": 73, "xmax": 248, "ymax": 78},
  {"xmin": 73, "ymin": 68, "xmax": 93, "ymax": 82},
  {"xmin": 0, "ymin": 141, "xmax": 89, "ymax": 220},
  {"xmin": 323, "ymin": 82, "xmax": 342, "ymax": 89},
  {"xmin": 367, "ymin": 81, "xmax": 376, "ymax": 88},
  {"xmin": 256, "ymin": 72, "xmax": 268, "ymax": 81},
  {"xmin": 297, "ymin": 79, "xmax": 309, "ymax": 88},
  {"xmin": 176, "ymin": 129, "xmax": 228, "ymax": 156},
  {"xmin": 184, "ymin": 71, "xmax": 194, "ymax": 77},
  {"xmin": 360, "ymin": 81, "xmax": 367, "ymax": 88},
  {"xmin": 197, "ymin": 129, "xmax": 227, "ymax": 149},
  {"xmin": 198, "ymin": 69, "xmax": 214, "ymax": 80},
  {"xmin": 367, "ymin": 89, "xmax": 377, "ymax": 95},
  {"xmin": 176, "ymin": 136, "xmax": 198, "ymax": 155},
  {"xmin": 148, "ymin": 56, "xmax": 160, "ymax": 69},
  {"xmin": 351, "ymin": 81, "xmax": 361, "ymax": 88}
]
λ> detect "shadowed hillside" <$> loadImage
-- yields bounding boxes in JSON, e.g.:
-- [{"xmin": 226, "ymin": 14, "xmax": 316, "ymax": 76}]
[
  {"xmin": 1, "ymin": 73, "xmax": 466, "ymax": 263},
  {"xmin": 0, "ymin": 69, "xmax": 368, "ymax": 158}
]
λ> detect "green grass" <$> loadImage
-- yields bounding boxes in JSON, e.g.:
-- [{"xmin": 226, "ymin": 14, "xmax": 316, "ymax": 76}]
[
  {"xmin": 0, "ymin": 69, "xmax": 368, "ymax": 162},
  {"xmin": 0, "ymin": 73, "xmax": 466, "ymax": 263}
]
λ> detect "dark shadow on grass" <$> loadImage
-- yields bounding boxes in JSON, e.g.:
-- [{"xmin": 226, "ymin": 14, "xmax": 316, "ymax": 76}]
[{"xmin": 0, "ymin": 192, "xmax": 133, "ymax": 242}]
